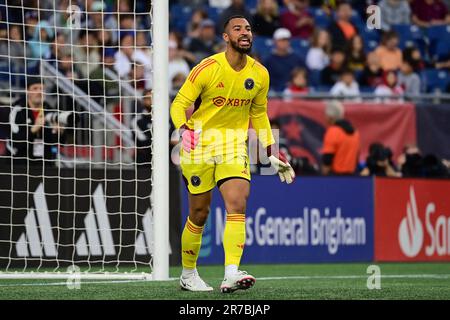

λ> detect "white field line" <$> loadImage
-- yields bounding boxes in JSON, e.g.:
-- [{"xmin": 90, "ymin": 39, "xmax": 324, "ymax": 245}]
[{"xmin": 0, "ymin": 274, "xmax": 450, "ymax": 288}]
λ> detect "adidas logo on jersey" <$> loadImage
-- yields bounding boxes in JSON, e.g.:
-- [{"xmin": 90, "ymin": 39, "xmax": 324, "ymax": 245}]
[{"xmin": 216, "ymin": 82, "xmax": 225, "ymax": 88}]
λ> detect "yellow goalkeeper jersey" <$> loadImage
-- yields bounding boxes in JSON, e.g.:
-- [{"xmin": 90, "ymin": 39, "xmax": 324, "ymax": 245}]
[{"xmin": 170, "ymin": 52, "xmax": 275, "ymax": 158}]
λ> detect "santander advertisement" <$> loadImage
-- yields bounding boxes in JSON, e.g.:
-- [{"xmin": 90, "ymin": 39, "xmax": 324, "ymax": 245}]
[{"xmin": 375, "ymin": 178, "xmax": 450, "ymax": 261}]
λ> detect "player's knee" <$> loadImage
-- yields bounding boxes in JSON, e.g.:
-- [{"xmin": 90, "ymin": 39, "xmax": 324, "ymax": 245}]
[
  {"xmin": 225, "ymin": 197, "xmax": 247, "ymax": 214},
  {"xmin": 189, "ymin": 206, "xmax": 210, "ymax": 226}
]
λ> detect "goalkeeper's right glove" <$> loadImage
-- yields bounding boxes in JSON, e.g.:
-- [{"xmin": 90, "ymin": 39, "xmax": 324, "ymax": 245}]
[
  {"xmin": 267, "ymin": 145, "xmax": 296, "ymax": 184},
  {"xmin": 180, "ymin": 124, "xmax": 201, "ymax": 153}
]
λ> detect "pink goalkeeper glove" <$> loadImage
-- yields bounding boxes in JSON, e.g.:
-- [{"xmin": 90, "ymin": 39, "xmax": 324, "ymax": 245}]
[
  {"xmin": 267, "ymin": 145, "xmax": 296, "ymax": 184},
  {"xmin": 180, "ymin": 125, "xmax": 201, "ymax": 153}
]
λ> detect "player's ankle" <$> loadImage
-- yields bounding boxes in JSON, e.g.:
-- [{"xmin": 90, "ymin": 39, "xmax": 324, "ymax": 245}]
[
  {"xmin": 225, "ymin": 264, "xmax": 238, "ymax": 277},
  {"xmin": 182, "ymin": 267, "xmax": 197, "ymax": 278}
]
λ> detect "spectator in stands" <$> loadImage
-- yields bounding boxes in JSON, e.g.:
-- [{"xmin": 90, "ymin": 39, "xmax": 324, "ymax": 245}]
[
  {"xmin": 321, "ymin": 100, "xmax": 360, "ymax": 175},
  {"xmin": 47, "ymin": 0, "xmax": 77, "ymax": 43},
  {"xmin": 129, "ymin": 62, "xmax": 147, "ymax": 93},
  {"xmin": 186, "ymin": 19, "xmax": 221, "ymax": 63},
  {"xmin": 306, "ymin": 28, "xmax": 330, "ymax": 71},
  {"xmin": 1, "ymin": 25, "xmax": 27, "ymax": 68},
  {"xmin": 96, "ymin": 27, "xmax": 115, "ymax": 51},
  {"xmin": 398, "ymin": 144, "xmax": 423, "ymax": 177},
  {"xmin": 360, "ymin": 143, "xmax": 400, "ymax": 177},
  {"xmin": 170, "ymin": 31, "xmax": 197, "ymax": 66},
  {"xmin": 87, "ymin": 1, "xmax": 110, "ymax": 29},
  {"xmin": 330, "ymin": 69, "xmax": 361, "ymax": 101},
  {"xmin": 57, "ymin": 49, "xmax": 80, "ymax": 81},
  {"xmin": 218, "ymin": 0, "xmax": 253, "ymax": 33},
  {"xmin": 379, "ymin": 0, "xmax": 411, "ymax": 31},
  {"xmin": 347, "ymin": 35, "xmax": 366, "ymax": 72},
  {"xmin": 168, "ymin": 40, "xmax": 190, "ymax": 93},
  {"xmin": 411, "ymin": 0, "xmax": 450, "ymax": 27},
  {"xmin": 283, "ymin": 67, "xmax": 309, "ymax": 99},
  {"xmin": 374, "ymin": 31, "xmax": 403, "ymax": 72},
  {"xmin": 28, "ymin": 20, "xmax": 54, "ymax": 59},
  {"xmin": 73, "ymin": 31, "xmax": 101, "ymax": 79},
  {"xmin": 116, "ymin": 0, "xmax": 133, "ymax": 13},
  {"xmin": 280, "ymin": 0, "xmax": 315, "ymax": 39},
  {"xmin": 172, "ymin": 72, "xmax": 188, "ymax": 92},
  {"xmin": 24, "ymin": 11, "xmax": 39, "ymax": 41},
  {"xmin": 360, "ymin": 51, "xmax": 384, "ymax": 88},
  {"xmin": 398, "ymin": 59, "xmax": 422, "ymax": 95},
  {"xmin": 6, "ymin": 75, "xmax": 65, "ymax": 166},
  {"xmin": 133, "ymin": 91, "xmax": 152, "ymax": 166},
  {"xmin": 50, "ymin": 33, "xmax": 68, "ymax": 61},
  {"xmin": 186, "ymin": 8, "xmax": 209, "ymax": 38},
  {"xmin": 136, "ymin": 31, "xmax": 152, "ymax": 65},
  {"xmin": 114, "ymin": 33, "xmax": 152, "ymax": 79},
  {"xmin": 327, "ymin": 2, "xmax": 358, "ymax": 51},
  {"xmin": 263, "ymin": 28, "xmax": 305, "ymax": 92},
  {"xmin": 374, "ymin": 70, "xmax": 405, "ymax": 102},
  {"xmin": 88, "ymin": 48, "xmax": 120, "ymax": 105},
  {"xmin": 252, "ymin": 0, "xmax": 280, "ymax": 37},
  {"xmin": 119, "ymin": 13, "xmax": 137, "ymax": 37},
  {"xmin": 398, "ymin": 144, "xmax": 449, "ymax": 177},
  {"xmin": 403, "ymin": 47, "xmax": 426, "ymax": 72},
  {"xmin": 321, "ymin": 48, "xmax": 347, "ymax": 86}
]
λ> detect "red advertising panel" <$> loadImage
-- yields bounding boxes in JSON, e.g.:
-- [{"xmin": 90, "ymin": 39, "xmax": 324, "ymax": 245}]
[
  {"xmin": 268, "ymin": 99, "xmax": 416, "ymax": 164},
  {"xmin": 375, "ymin": 178, "xmax": 450, "ymax": 261}
]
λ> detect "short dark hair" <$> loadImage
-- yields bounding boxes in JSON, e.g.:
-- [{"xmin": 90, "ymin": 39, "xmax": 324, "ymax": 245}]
[
  {"xmin": 340, "ymin": 68, "xmax": 354, "ymax": 77},
  {"xmin": 223, "ymin": 15, "xmax": 248, "ymax": 32},
  {"xmin": 26, "ymin": 74, "xmax": 42, "ymax": 89}
]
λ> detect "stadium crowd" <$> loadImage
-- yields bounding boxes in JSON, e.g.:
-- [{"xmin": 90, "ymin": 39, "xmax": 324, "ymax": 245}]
[
  {"xmin": 170, "ymin": 0, "xmax": 450, "ymax": 96},
  {"xmin": 0, "ymin": 0, "xmax": 449, "ymax": 177}
]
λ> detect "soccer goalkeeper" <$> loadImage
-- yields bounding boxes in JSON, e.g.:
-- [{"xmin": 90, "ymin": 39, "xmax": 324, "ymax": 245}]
[{"xmin": 170, "ymin": 15, "xmax": 295, "ymax": 293}]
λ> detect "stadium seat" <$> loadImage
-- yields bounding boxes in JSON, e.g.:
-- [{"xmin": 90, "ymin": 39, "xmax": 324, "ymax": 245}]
[
  {"xmin": 421, "ymin": 69, "xmax": 450, "ymax": 93},
  {"xmin": 206, "ymin": 6, "xmax": 222, "ymax": 22},
  {"xmin": 360, "ymin": 86, "xmax": 374, "ymax": 93},
  {"xmin": 291, "ymin": 39, "xmax": 309, "ymax": 59},
  {"xmin": 365, "ymin": 40, "xmax": 379, "ymax": 53},
  {"xmin": 170, "ymin": 5, "xmax": 193, "ymax": 33},
  {"xmin": 391, "ymin": 24, "xmax": 427, "ymax": 57},
  {"xmin": 315, "ymin": 85, "xmax": 332, "ymax": 93},
  {"xmin": 435, "ymin": 41, "xmax": 450, "ymax": 61},
  {"xmin": 311, "ymin": 8, "xmax": 331, "ymax": 29},
  {"xmin": 391, "ymin": 24, "xmax": 423, "ymax": 43},
  {"xmin": 350, "ymin": 10, "xmax": 365, "ymax": 30},
  {"xmin": 252, "ymin": 36, "xmax": 273, "ymax": 60},
  {"xmin": 426, "ymin": 25, "xmax": 450, "ymax": 42},
  {"xmin": 358, "ymin": 26, "xmax": 381, "ymax": 53},
  {"xmin": 307, "ymin": 70, "xmax": 322, "ymax": 87},
  {"xmin": 246, "ymin": 0, "xmax": 258, "ymax": 10},
  {"xmin": 427, "ymin": 25, "xmax": 450, "ymax": 61}
]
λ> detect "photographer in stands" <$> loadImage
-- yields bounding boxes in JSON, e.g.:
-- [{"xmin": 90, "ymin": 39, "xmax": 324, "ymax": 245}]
[
  {"xmin": 6, "ymin": 75, "xmax": 73, "ymax": 166},
  {"xmin": 360, "ymin": 143, "xmax": 400, "ymax": 177}
]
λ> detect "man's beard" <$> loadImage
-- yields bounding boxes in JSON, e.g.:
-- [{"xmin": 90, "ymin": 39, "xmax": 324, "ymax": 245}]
[{"xmin": 230, "ymin": 38, "xmax": 252, "ymax": 54}]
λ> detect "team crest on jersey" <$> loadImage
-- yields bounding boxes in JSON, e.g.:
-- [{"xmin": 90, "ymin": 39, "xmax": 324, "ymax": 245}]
[
  {"xmin": 191, "ymin": 176, "xmax": 201, "ymax": 187},
  {"xmin": 244, "ymin": 78, "xmax": 254, "ymax": 90}
]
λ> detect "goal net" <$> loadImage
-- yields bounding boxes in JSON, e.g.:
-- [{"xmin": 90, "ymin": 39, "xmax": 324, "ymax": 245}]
[{"xmin": 0, "ymin": 0, "xmax": 169, "ymax": 280}]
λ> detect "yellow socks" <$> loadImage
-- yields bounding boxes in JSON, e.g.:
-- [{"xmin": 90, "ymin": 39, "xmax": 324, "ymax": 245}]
[
  {"xmin": 181, "ymin": 217, "xmax": 204, "ymax": 270},
  {"xmin": 223, "ymin": 213, "xmax": 246, "ymax": 268}
]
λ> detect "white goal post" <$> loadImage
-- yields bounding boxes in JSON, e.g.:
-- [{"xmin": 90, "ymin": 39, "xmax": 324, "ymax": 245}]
[{"xmin": 0, "ymin": 0, "xmax": 169, "ymax": 281}]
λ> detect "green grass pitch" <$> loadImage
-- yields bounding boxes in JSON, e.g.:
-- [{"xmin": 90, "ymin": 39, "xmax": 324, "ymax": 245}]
[{"xmin": 0, "ymin": 263, "xmax": 449, "ymax": 300}]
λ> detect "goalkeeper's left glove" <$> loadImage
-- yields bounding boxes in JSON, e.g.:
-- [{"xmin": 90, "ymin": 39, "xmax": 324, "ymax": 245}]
[{"xmin": 267, "ymin": 145, "xmax": 296, "ymax": 184}]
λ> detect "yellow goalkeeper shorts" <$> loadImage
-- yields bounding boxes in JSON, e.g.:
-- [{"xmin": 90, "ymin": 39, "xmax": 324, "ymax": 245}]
[{"xmin": 180, "ymin": 152, "xmax": 251, "ymax": 194}]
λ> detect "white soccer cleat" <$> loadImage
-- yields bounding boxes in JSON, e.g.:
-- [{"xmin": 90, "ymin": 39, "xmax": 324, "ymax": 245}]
[
  {"xmin": 180, "ymin": 271, "xmax": 213, "ymax": 292},
  {"xmin": 220, "ymin": 270, "xmax": 256, "ymax": 293}
]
